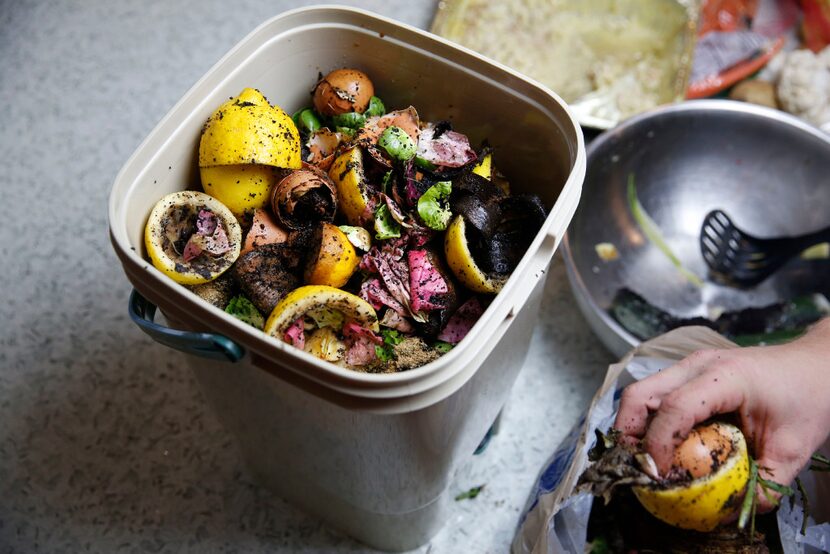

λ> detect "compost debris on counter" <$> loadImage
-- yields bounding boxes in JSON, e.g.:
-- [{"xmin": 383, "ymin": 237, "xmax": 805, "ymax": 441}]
[{"xmin": 143, "ymin": 68, "xmax": 547, "ymax": 373}]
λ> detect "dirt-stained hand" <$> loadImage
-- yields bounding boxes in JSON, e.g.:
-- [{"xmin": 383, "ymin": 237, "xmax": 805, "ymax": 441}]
[{"xmin": 614, "ymin": 318, "xmax": 830, "ymax": 509}]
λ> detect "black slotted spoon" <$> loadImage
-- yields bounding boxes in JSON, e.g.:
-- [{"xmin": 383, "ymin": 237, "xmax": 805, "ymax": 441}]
[{"xmin": 700, "ymin": 209, "xmax": 830, "ymax": 287}]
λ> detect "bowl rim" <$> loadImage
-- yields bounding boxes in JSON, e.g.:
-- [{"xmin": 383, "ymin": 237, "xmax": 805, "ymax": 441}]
[{"xmin": 562, "ymin": 99, "xmax": 830, "ymax": 355}]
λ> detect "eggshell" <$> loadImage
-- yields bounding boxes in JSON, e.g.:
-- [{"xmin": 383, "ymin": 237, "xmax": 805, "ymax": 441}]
[
  {"xmin": 671, "ymin": 422, "xmax": 733, "ymax": 479},
  {"xmin": 313, "ymin": 68, "xmax": 374, "ymax": 116}
]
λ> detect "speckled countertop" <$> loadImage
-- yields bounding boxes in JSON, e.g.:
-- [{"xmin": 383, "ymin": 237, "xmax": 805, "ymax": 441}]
[{"xmin": 0, "ymin": 1, "xmax": 613, "ymax": 552}]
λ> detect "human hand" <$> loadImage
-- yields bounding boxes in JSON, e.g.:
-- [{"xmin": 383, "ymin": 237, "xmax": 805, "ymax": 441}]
[{"xmin": 614, "ymin": 319, "xmax": 830, "ymax": 508}]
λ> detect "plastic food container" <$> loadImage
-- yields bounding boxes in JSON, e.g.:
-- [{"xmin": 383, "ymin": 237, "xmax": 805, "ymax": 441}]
[
  {"xmin": 108, "ymin": 6, "xmax": 585, "ymax": 551},
  {"xmin": 431, "ymin": 0, "xmax": 697, "ymax": 129}
]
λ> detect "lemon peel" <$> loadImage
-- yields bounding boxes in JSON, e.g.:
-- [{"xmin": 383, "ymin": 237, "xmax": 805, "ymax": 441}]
[
  {"xmin": 199, "ymin": 164, "xmax": 279, "ymax": 218},
  {"xmin": 472, "ymin": 152, "xmax": 492, "ymax": 179},
  {"xmin": 305, "ymin": 224, "xmax": 360, "ymax": 288},
  {"xmin": 444, "ymin": 215, "xmax": 504, "ymax": 294},
  {"xmin": 328, "ymin": 147, "xmax": 372, "ymax": 226},
  {"xmin": 264, "ymin": 285, "xmax": 379, "ymax": 340},
  {"xmin": 144, "ymin": 191, "xmax": 242, "ymax": 285},
  {"xmin": 632, "ymin": 423, "xmax": 750, "ymax": 532}
]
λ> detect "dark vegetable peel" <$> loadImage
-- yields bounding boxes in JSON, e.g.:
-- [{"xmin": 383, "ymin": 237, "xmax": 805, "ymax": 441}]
[
  {"xmin": 451, "ymin": 193, "xmax": 500, "ymax": 238},
  {"xmin": 481, "ymin": 195, "xmax": 547, "ymax": 274},
  {"xmin": 461, "ymin": 193, "xmax": 547, "ymax": 276},
  {"xmin": 232, "ymin": 243, "xmax": 304, "ymax": 314},
  {"xmin": 610, "ymin": 287, "xmax": 830, "ymax": 345}
]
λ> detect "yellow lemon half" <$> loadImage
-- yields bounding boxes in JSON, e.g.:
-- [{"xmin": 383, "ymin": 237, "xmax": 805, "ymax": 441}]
[
  {"xmin": 328, "ymin": 147, "xmax": 372, "ymax": 226},
  {"xmin": 199, "ymin": 88, "xmax": 301, "ymax": 168},
  {"xmin": 264, "ymin": 285, "xmax": 379, "ymax": 339},
  {"xmin": 198, "ymin": 88, "xmax": 301, "ymax": 217},
  {"xmin": 305, "ymin": 223, "xmax": 360, "ymax": 288},
  {"xmin": 144, "ymin": 190, "xmax": 242, "ymax": 285},
  {"xmin": 444, "ymin": 215, "xmax": 504, "ymax": 294},
  {"xmin": 200, "ymin": 164, "xmax": 280, "ymax": 218},
  {"xmin": 633, "ymin": 422, "xmax": 750, "ymax": 532}
]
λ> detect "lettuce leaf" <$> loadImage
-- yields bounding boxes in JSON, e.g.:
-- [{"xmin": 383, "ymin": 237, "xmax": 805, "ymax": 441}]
[
  {"xmin": 374, "ymin": 204, "xmax": 402, "ymax": 240},
  {"xmin": 225, "ymin": 295, "xmax": 265, "ymax": 329},
  {"xmin": 417, "ymin": 181, "xmax": 452, "ymax": 230}
]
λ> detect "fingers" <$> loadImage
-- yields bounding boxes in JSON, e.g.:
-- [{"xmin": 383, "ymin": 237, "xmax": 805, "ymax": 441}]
[
  {"xmin": 614, "ymin": 349, "xmax": 723, "ymax": 438},
  {"xmin": 643, "ymin": 368, "xmax": 746, "ymax": 474}
]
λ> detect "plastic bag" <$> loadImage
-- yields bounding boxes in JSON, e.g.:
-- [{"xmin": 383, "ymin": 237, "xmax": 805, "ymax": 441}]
[{"xmin": 512, "ymin": 326, "xmax": 830, "ymax": 553}]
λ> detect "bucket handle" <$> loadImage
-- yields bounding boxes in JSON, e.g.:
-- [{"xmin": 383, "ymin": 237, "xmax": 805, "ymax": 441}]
[{"xmin": 128, "ymin": 290, "xmax": 245, "ymax": 362}]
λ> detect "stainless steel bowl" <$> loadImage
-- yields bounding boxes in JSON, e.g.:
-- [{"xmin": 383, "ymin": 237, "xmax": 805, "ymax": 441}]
[{"xmin": 563, "ymin": 100, "xmax": 830, "ymax": 357}]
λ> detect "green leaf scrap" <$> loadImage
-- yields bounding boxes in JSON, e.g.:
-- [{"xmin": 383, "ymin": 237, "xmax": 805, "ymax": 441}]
[
  {"xmin": 433, "ymin": 341, "xmax": 453, "ymax": 353},
  {"xmin": 381, "ymin": 329, "xmax": 405, "ymax": 346},
  {"xmin": 365, "ymin": 96, "xmax": 386, "ymax": 118},
  {"xmin": 381, "ymin": 170, "xmax": 394, "ymax": 195},
  {"xmin": 375, "ymin": 329, "xmax": 405, "ymax": 362},
  {"xmin": 417, "ymin": 180, "xmax": 452, "ymax": 231},
  {"xmin": 378, "ymin": 126, "xmax": 416, "ymax": 161},
  {"xmin": 225, "ymin": 296, "xmax": 265, "ymax": 330},
  {"xmin": 454, "ymin": 485, "xmax": 484, "ymax": 501},
  {"xmin": 292, "ymin": 108, "xmax": 322, "ymax": 135},
  {"xmin": 810, "ymin": 452, "xmax": 830, "ymax": 471},
  {"xmin": 375, "ymin": 344, "xmax": 394, "ymax": 362},
  {"xmin": 739, "ymin": 458, "xmax": 796, "ymax": 536},
  {"xmin": 374, "ymin": 204, "xmax": 401, "ymax": 240}
]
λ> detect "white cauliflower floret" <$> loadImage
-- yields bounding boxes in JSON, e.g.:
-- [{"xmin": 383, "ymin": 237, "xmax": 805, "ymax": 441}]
[{"xmin": 777, "ymin": 46, "xmax": 830, "ymax": 130}]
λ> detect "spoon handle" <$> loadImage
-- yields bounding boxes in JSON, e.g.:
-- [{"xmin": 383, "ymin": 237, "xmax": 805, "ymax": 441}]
[{"xmin": 792, "ymin": 224, "xmax": 830, "ymax": 252}]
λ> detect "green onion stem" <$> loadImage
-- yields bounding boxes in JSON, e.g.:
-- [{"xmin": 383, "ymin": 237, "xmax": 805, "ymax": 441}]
[
  {"xmin": 796, "ymin": 477, "xmax": 810, "ymax": 536},
  {"xmin": 738, "ymin": 460, "xmax": 759, "ymax": 531},
  {"xmin": 627, "ymin": 174, "xmax": 703, "ymax": 288},
  {"xmin": 740, "ymin": 458, "xmax": 798, "ymax": 536},
  {"xmin": 810, "ymin": 452, "xmax": 830, "ymax": 471}
]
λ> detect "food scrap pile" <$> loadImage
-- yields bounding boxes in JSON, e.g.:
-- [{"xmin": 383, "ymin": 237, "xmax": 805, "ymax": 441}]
[
  {"xmin": 143, "ymin": 69, "xmax": 547, "ymax": 372},
  {"xmin": 695, "ymin": 0, "xmax": 830, "ymax": 132}
]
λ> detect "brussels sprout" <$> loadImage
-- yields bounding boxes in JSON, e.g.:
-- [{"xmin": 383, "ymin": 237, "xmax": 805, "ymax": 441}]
[
  {"xmin": 414, "ymin": 155, "xmax": 437, "ymax": 171},
  {"xmin": 365, "ymin": 96, "xmax": 386, "ymax": 118},
  {"xmin": 417, "ymin": 181, "xmax": 452, "ymax": 230},
  {"xmin": 292, "ymin": 108, "xmax": 322, "ymax": 135},
  {"xmin": 378, "ymin": 126, "xmax": 416, "ymax": 161},
  {"xmin": 338, "ymin": 225, "xmax": 372, "ymax": 251},
  {"xmin": 335, "ymin": 126, "xmax": 356, "ymax": 139},
  {"xmin": 331, "ymin": 111, "xmax": 366, "ymax": 129}
]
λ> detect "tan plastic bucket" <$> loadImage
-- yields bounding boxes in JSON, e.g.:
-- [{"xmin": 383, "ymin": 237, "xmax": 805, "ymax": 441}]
[{"xmin": 108, "ymin": 5, "xmax": 584, "ymax": 550}]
